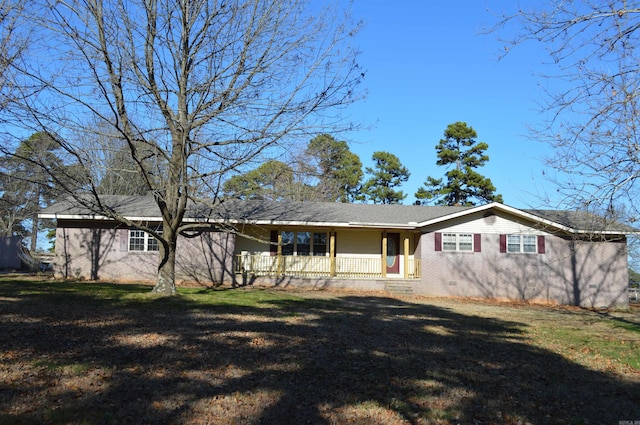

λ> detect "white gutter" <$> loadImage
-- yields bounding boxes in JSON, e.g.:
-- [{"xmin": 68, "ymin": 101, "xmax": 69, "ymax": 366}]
[{"xmin": 39, "ymin": 213, "xmax": 416, "ymax": 230}]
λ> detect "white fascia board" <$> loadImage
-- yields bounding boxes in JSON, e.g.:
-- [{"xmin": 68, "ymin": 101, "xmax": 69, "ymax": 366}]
[
  {"xmin": 208, "ymin": 218, "xmax": 416, "ymax": 229},
  {"xmin": 43, "ymin": 214, "xmax": 357, "ymax": 228},
  {"xmin": 415, "ymin": 203, "xmax": 503, "ymax": 228},
  {"xmin": 417, "ymin": 202, "xmax": 580, "ymax": 232},
  {"xmin": 347, "ymin": 222, "xmax": 416, "ymax": 229},
  {"xmin": 493, "ymin": 203, "xmax": 635, "ymax": 235},
  {"xmin": 415, "ymin": 202, "xmax": 632, "ymax": 235},
  {"xmin": 38, "ymin": 213, "xmax": 111, "ymax": 220},
  {"xmin": 218, "ymin": 219, "xmax": 354, "ymax": 228},
  {"xmin": 38, "ymin": 213, "xmax": 164, "ymax": 222}
]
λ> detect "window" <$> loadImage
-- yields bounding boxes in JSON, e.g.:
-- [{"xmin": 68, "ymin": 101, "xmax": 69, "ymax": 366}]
[
  {"xmin": 297, "ymin": 232, "xmax": 311, "ymax": 256},
  {"xmin": 507, "ymin": 235, "xmax": 520, "ymax": 253},
  {"xmin": 442, "ymin": 233, "xmax": 473, "ymax": 252},
  {"xmin": 313, "ymin": 233, "xmax": 327, "ymax": 256},
  {"xmin": 272, "ymin": 231, "xmax": 328, "ymax": 256},
  {"xmin": 523, "ymin": 235, "xmax": 537, "ymax": 253},
  {"xmin": 129, "ymin": 230, "xmax": 146, "ymax": 251},
  {"xmin": 502, "ymin": 234, "xmax": 544, "ymax": 254},
  {"xmin": 507, "ymin": 235, "xmax": 535, "ymax": 253},
  {"xmin": 129, "ymin": 227, "xmax": 161, "ymax": 252},
  {"xmin": 281, "ymin": 231, "xmax": 294, "ymax": 256}
]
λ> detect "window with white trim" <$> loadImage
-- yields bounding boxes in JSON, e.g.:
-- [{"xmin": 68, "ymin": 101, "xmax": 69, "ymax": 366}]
[
  {"xmin": 442, "ymin": 233, "xmax": 473, "ymax": 252},
  {"xmin": 129, "ymin": 228, "xmax": 161, "ymax": 252},
  {"xmin": 507, "ymin": 234, "xmax": 537, "ymax": 253}
]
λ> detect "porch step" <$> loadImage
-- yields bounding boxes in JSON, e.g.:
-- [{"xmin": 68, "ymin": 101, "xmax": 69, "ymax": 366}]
[{"xmin": 385, "ymin": 282, "xmax": 414, "ymax": 296}]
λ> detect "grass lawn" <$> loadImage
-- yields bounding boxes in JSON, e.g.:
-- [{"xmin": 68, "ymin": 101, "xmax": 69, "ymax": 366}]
[{"xmin": 0, "ymin": 276, "xmax": 639, "ymax": 424}]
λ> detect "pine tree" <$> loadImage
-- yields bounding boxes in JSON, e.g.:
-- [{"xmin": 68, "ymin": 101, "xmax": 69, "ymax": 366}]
[
  {"xmin": 305, "ymin": 134, "xmax": 363, "ymax": 203},
  {"xmin": 222, "ymin": 160, "xmax": 297, "ymax": 201},
  {"xmin": 416, "ymin": 122, "xmax": 502, "ymax": 206},
  {"xmin": 363, "ymin": 151, "xmax": 410, "ymax": 204}
]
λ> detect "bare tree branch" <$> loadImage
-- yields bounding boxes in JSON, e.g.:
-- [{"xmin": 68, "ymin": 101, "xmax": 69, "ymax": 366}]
[
  {"xmin": 491, "ymin": 1, "xmax": 640, "ymax": 223},
  {"xmin": 3, "ymin": 0, "xmax": 364, "ymax": 293}
]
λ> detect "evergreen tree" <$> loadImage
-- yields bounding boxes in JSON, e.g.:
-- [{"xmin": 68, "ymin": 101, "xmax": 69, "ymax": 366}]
[
  {"xmin": 416, "ymin": 122, "xmax": 502, "ymax": 206},
  {"xmin": 0, "ymin": 132, "xmax": 81, "ymax": 250},
  {"xmin": 362, "ymin": 151, "xmax": 410, "ymax": 204},
  {"xmin": 223, "ymin": 160, "xmax": 304, "ymax": 201},
  {"xmin": 305, "ymin": 134, "xmax": 363, "ymax": 202}
]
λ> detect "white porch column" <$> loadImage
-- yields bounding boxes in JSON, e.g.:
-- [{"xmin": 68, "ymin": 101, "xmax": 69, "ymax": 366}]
[
  {"xmin": 404, "ymin": 234, "xmax": 410, "ymax": 279},
  {"xmin": 329, "ymin": 231, "xmax": 336, "ymax": 277},
  {"xmin": 381, "ymin": 231, "xmax": 387, "ymax": 278},
  {"xmin": 277, "ymin": 230, "xmax": 283, "ymax": 275}
]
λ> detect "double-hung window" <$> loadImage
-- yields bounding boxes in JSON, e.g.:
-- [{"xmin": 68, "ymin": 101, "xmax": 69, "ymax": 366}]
[
  {"xmin": 441, "ymin": 233, "xmax": 474, "ymax": 252},
  {"xmin": 502, "ymin": 234, "xmax": 544, "ymax": 254},
  {"xmin": 129, "ymin": 227, "xmax": 161, "ymax": 252}
]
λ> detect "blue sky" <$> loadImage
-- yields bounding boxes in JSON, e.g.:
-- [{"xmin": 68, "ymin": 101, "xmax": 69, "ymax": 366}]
[{"xmin": 344, "ymin": 1, "xmax": 557, "ymax": 209}]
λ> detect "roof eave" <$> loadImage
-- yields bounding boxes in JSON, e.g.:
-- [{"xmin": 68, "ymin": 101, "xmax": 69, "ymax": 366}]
[
  {"xmin": 415, "ymin": 202, "xmax": 635, "ymax": 235},
  {"xmin": 40, "ymin": 202, "xmax": 638, "ymax": 235},
  {"xmin": 43, "ymin": 213, "xmax": 421, "ymax": 229},
  {"xmin": 39, "ymin": 213, "xmax": 166, "ymax": 222}
]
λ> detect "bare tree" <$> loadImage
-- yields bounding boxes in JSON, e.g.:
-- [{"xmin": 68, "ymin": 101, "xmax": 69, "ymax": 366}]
[
  {"xmin": 493, "ymin": 1, "xmax": 640, "ymax": 221},
  {"xmin": 4, "ymin": 0, "xmax": 363, "ymax": 294},
  {"xmin": 0, "ymin": 0, "xmax": 26, "ymax": 112}
]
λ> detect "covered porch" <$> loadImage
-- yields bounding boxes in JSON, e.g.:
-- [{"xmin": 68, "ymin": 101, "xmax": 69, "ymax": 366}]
[{"xmin": 234, "ymin": 230, "xmax": 421, "ymax": 279}]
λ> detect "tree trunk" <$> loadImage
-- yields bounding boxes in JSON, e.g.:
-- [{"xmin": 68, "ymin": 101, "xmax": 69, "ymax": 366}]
[
  {"xmin": 30, "ymin": 215, "xmax": 38, "ymax": 253},
  {"xmin": 152, "ymin": 234, "xmax": 177, "ymax": 295}
]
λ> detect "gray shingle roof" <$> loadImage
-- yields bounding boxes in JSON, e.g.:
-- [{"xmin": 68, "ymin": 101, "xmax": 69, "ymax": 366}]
[
  {"xmin": 41, "ymin": 195, "xmax": 162, "ymax": 218},
  {"xmin": 215, "ymin": 199, "xmax": 471, "ymax": 225},
  {"xmin": 40, "ymin": 195, "xmax": 638, "ymax": 234},
  {"xmin": 41, "ymin": 196, "xmax": 472, "ymax": 226},
  {"xmin": 523, "ymin": 209, "xmax": 638, "ymax": 234}
]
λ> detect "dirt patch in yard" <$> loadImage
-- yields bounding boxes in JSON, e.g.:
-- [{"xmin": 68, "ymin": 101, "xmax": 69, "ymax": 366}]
[{"xmin": 0, "ymin": 280, "xmax": 638, "ymax": 424}]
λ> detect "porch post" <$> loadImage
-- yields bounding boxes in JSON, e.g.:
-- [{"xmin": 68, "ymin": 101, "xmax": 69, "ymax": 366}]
[
  {"xmin": 381, "ymin": 231, "xmax": 387, "ymax": 278},
  {"xmin": 329, "ymin": 231, "xmax": 336, "ymax": 277},
  {"xmin": 404, "ymin": 234, "xmax": 410, "ymax": 279},
  {"xmin": 277, "ymin": 231, "xmax": 283, "ymax": 275}
]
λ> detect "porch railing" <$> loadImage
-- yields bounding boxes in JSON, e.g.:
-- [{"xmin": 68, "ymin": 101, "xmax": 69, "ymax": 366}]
[
  {"xmin": 335, "ymin": 257, "xmax": 381, "ymax": 278},
  {"xmin": 408, "ymin": 257, "xmax": 421, "ymax": 279},
  {"xmin": 235, "ymin": 254, "xmax": 421, "ymax": 279}
]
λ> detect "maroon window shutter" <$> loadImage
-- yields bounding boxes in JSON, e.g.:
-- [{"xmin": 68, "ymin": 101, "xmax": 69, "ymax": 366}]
[
  {"xmin": 120, "ymin": 228, "xmax": 129, "ymax": 251},
  {"xmin": 499, "ymin": 235, "xmax": 507, "ymax": 253},
  {"xmin": 474, "ymin": 234, "xmax": 481, "ymax": 252},
  {"xmin": 538, "ymin": 235, "xmax": 546, "ymax": 254},
  {"xmin": 270, "ymin": 230, "xmax": 278, "ymax": 256},
  {"xmin": 434, "ymin": 232, "xmax": 442, "ymax": 251}
]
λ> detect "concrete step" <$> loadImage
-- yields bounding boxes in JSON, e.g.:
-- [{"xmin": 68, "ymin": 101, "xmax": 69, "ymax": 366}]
[{"xmin": 385, "ymin": 282, "xmax": 414, "ymax": 296}]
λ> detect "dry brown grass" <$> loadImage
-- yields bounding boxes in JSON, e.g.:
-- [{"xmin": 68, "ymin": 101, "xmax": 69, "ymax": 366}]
[{"xmin": 0, "ymin": 277, "xmax": 639, "ymax": 424}]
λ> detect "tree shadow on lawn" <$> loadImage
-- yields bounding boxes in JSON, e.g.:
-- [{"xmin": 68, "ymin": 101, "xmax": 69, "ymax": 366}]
[{"xmin": 0, "ymin": 282, "xmax": 638, "ymax": 424}]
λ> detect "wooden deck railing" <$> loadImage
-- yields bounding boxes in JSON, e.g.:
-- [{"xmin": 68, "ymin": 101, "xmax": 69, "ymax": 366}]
[
  {"xmin": 235, "ymin": 254, "xmax": 421, "ymax": 279},
  {"xmin": 334, "ymin": 257, "xmax": 381, "ymax": 278},
  {"xmin": 408, "ymin": 257, "xmax": 421, "ymax": 279}
]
